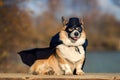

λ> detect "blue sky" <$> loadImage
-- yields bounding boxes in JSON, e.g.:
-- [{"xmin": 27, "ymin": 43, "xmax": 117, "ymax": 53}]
[
  {"xmin": 18, "ymin": 0, "xmax": 120, "ymax": 20},
  {"xmin": 98, "ymin": 0, "xmax": 120, "ymax": 20},
  {"xmin": 18, "ymin": 0, "xmax": 48, "ymax": 16}
]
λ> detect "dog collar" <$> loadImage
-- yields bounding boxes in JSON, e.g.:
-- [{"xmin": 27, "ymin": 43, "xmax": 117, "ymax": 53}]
[
  {"xmin": 75, "ymin": 46, "xmax": 81, "ymax": 54},
  {"xmin": 65, "ymin": 45, "xmax": 81, "ymax": 54},
  {"xmin": 59, "ymin": 40, "xmax": 81, "ymax": 54}
]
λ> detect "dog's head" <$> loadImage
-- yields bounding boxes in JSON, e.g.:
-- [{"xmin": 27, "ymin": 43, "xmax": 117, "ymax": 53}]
[{"xmin": 61, "ymin": 17, "xmax": 85, "ymax": 43}]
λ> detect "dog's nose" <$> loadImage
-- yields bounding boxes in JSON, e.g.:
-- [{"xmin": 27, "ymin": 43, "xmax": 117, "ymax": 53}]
[{"xmin": 74, "ymin": 32, "xmax": 79, "ymax": 36}]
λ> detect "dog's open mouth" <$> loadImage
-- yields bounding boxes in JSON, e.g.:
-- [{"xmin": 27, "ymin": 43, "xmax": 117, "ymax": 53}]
[{"xmin": 71, "ymin": 37, "xmax": 79, "ymax": 41}]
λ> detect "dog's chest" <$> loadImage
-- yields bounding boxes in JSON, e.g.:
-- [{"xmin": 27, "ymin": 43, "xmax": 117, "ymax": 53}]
[{"xmin": 57, "ymin": 44, "xmax": 85, "ymax": 63}]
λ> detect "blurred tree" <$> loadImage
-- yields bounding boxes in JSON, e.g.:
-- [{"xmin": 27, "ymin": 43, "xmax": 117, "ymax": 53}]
[
  {"xmin": 85, "ymin": 13, "xmax": 120, "ymax": 51},
  {"xmin": 71, "ymin": 0, "xmax": 98, "ymax": 14},
  {"xmin": 0, "ymin": 0, "xmax": 4, "ymax": 7},
  {"xmin": 48, "ymin": 0, "xmax": 62, "ymax": 17},
  {"xmin": 0, "ymin": 1, "xmax": 40, "ymax": 62}
]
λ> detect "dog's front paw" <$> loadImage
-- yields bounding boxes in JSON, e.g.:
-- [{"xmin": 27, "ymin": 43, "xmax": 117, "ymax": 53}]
[
  {"xmin": 44, "ymin": 70, "xmax": 55, "ymax": 75},
  {"xmin": 76, "ymin": 70, "xmax": 85, "ymax": 75},
  {"xmin": 44, "ymin": 67, "xmax": 55, "ymax": 75},
  {"xmin": 65, "ymin": 71, "xmax": 73, "ymax": 75}
]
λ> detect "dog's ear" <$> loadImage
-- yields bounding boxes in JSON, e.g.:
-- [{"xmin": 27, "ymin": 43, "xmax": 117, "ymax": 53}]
[
  {"xmin": 80, "ymin": 17, "xmax": 85, "ymax": 29},
  {"xmin": 80, "ymin": 17, "xmax": 84, "ymax": 25},
  {"xmin": 61, "ymin": 16, "xmax": 68, "ymax": 30},
  {"xmin": 61, "ymin": 16, "xmax": 68, "ymax": 26}
]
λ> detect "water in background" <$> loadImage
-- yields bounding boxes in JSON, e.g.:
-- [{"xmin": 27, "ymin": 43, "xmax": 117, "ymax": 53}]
[{"xmin": 83, "ymin": 51, "xmax": 120, "ymax": 73}]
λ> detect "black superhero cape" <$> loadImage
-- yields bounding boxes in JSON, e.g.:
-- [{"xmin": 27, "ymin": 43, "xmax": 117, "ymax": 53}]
[
  {"xmin": 18, "ymin": 32, "xmax": 88, "ymax": 66},
  {"xmin": 18, "ymin": 47, "xmax": 55, "ymax": 66},
  {"xmin": 18, "ymin": 33, "xmax": 62, "ymax": 66}
]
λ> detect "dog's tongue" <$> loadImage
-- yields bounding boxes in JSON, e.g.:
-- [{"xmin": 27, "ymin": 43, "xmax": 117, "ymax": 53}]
[{"xmin": 73, "ymin": 37, "xmax": 78, "ymax": 41}]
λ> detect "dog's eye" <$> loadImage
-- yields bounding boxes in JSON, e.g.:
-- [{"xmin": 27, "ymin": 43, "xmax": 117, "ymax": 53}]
[
  {"xmin": 76, "ymin": 27, "xmax": 80, "ymax": 30},
  {"xmin": 76, "ymin": 27, "xmax": 81, "ymax": 31},
  {"xmin": 76, "ymin": 27, "xmax": 82, "ymax": 32},
  {"xmin": 68, "ymin": 28, "xmax": 74, "ymax": 32}
]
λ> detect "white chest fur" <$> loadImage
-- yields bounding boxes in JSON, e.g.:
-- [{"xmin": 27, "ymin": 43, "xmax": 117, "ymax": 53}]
[{"xmin": 57, "ymin": 44, "xmax": 85, "ymax": 63}]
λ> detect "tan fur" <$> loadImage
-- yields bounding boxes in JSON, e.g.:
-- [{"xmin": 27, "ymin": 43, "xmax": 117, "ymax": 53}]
[
  {"xmin": 56, "ymin": 40, "xmax": 85, "ymax": 75},
  {"xmin": 30, "ymin": 53, "xmax": 63, "ymax": 75},
  {"xmin": 59, "ymin": 29, "xmax": 86, "ymax": 47},
  {"xmin": 30, "ymin": 18, "xmax": 87, "ymax": 75},
  {"xmin": 56, "ymin": 24, "xmax": 86, "ymax": 75}
]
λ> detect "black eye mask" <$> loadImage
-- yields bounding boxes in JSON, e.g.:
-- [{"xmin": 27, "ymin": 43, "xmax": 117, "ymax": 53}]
[
  {"xmin": 66, "ymin": 25, "xmax": 82, "ymax": 33},
  {"xmin": 65, "ymin": 17, "xmax": 83, "ymax": 33}
]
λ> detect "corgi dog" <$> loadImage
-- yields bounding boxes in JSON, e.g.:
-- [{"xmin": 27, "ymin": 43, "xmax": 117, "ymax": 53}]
[{"xmin": 24, "ymin": 17, "xmax": 87, "ymax": 75}]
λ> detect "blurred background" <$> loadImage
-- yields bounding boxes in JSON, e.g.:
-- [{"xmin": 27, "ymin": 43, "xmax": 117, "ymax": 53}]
[{"xmin": 0, "ymin": 0, "xmax": 120, "ymax": 73}]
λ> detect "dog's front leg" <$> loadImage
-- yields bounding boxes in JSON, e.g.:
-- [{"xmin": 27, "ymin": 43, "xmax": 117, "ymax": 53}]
[
  {"xmin": 60, "ymin": 63, "xmax": 72, "ymax": 75},
  {"xmin": 76, "ymin": 56, "xmax": 85, "ymax": 75},
  {"xmin": 76, "ymin": 46, "xmax": 85, "ymax": 75},
  {"xmin": 56, "ymin": 49, "xmax": 72, "ymax": 75}
]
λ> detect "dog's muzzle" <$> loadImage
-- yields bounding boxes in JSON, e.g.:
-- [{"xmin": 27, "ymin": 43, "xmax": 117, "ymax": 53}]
[{"xmin": 70, "ymin": 30, "xmax": 80, "ymax": 41}]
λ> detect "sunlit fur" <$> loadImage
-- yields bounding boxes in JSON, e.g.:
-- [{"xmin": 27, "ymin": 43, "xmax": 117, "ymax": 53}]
[
  {"xmin": 30, "ymin": 18, "xmax": 87, "ymax": 75},
  {"xmin": 30, "ymin": 53, "xmax": 63, "ymax": 75},
  {"xmin": 59, "ymin": 28, "xmax": 86, "ymax": 46},
  {"xmin": 56, "ymin": 26, "xmax": 86, "ymax": 75}
]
